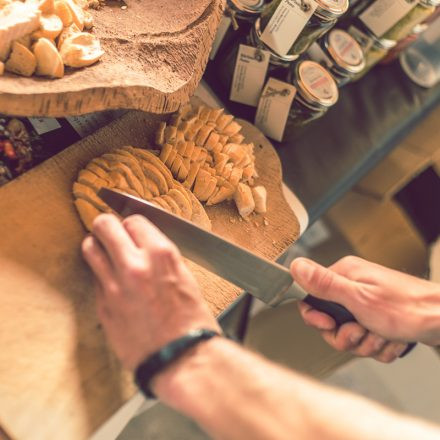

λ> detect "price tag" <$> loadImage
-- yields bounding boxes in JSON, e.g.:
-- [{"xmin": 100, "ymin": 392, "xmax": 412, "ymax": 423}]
[
  {"xmin": 255, "ymin": 77, "xmax": 296, "ymax": 142},
  {"xmin": 209, "ymin": 16, "xmax": 232, "ymax": 61},
  {"xmin": 307, "ymin": 42, "xmax": 333, "ymax": 69},
  {"xmin": 359, "ymin": 0, "xmax": 419, "ymax": 38},
  {"xmin": 230, "ymin": 44, "xmax": 271, "ymax": 107},
  {"xmin": 260, "ymin": 0, "xmax": 317, "ymax": 57},
  {"xmin": 28, "ymin": 117, "xmax": 61, "ymax": 135}
]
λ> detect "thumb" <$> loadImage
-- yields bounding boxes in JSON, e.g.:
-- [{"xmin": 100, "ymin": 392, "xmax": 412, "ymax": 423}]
[{"xmin": 290, "ymin": 258, "xmax": 356, "ymax": 307}]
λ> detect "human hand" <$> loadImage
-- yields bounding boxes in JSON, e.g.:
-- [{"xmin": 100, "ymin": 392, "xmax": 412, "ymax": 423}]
[
  {"xmin": 82, "ymin": 213, "xmax": 220, "ymax": 371},
  {"xmin": 291, "ymin": 256, "xmax": 440, "ymax": 362}
]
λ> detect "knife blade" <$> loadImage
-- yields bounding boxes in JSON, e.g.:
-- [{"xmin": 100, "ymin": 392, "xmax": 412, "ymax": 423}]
[
  {"xmin": 98, "ymin": 187, "xmax": 355, "ymax": 323},
  {"xmin": 97, "ymin": 187, "xmax": 415, "ymax": 358}
]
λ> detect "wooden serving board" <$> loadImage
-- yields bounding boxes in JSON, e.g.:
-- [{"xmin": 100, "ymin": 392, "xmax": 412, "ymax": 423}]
[
  {"xmin": 0, "ymin": 0, "xmax": 223, "ymax": 117},
  {"xmin": 0, "ymin": 111, "xmax": 299, "ymax": 440}
]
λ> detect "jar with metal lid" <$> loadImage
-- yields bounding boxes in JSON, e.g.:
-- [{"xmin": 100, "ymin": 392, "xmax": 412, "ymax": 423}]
[
  {"xmin": 216, "ymin": 24, "xmax": 299, "ymax": 104},
  {"xmin": 249, "ymin": 21, "xmax": 300, "ymax": 68},
  {"xmin": 259, "ymin": 0, "xmax": 349, "ymax": 57},
  {"xmin": 351, "ymin": 0, "xmax": 439, "ymax": 41},
  {"xmin": 380, "ymin": 23, "xmax": 428, "ymax": 64},
  {"xmin": 381, "ymin": 0, "xmax": 440, "ymax": 42},
  {"xmin": 226, "ymin": 0, "xmax": 267, "ymax": 23},
  {"xmin": 286, "ymin": 59, "xmax": 339, "ymax": 129},
  {"xmin": 308, "ymin": 28, "xmax": 366, "ymax": 85},
  {"xmin": 348, "ymin": 26, "xmax": 397, "ymax": 80}
]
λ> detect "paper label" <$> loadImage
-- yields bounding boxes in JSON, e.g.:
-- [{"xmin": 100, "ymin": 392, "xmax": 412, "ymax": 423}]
[
  {"xmin": 307, "ymin": 42, "xmax": 333, "ymax": 69},
  {"xmin": 260, "ymin": 0, "xmax": 317, "ymax": 57},
  {"xmin": 329, "ymin": 29, "xmax": 364, "ymax": 66},
  {"xmin": 300, "ymin": 63, "xmax": 336, "ymax": 101},
  {"xmin": 28, "ymin": 117, "xmax": 61, "ymax": 135},
  {"xmin": 255, "ymin": 77, "xmax": 297, "ymax": 141},
  {"xmin": 359, "ymin": 0, "xmax": 419, "ymax": 37},
  {"xmin": 230, "ymin": 44, "xmax": 271, "ymax": 107},
  {"xmin": 66, "ymin": 110, "xmax": 126, "ymax": 138},
  {"xmin": 209, "ymin": 16, "xmax": 231, "ymax": 60}
]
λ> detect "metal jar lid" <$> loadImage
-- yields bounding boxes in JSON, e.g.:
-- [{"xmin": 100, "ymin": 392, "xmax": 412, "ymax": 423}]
[
  {"xmin": 412, "ymin": 23, "xmax": 429, "ymax": 34},
  {"xmin": 374, "ymin": 35, "xmax": 397, "ymax": 50},
  {"xmin": 420, "ymin": 0, "xmax": 440, "ymax": 7},
  {"xmin": 314, "ymin": 0, "xmax": 349, "ymax": 20},
  {"xmin": 294, "ymin": 60, "xmax": 339, "ymax": 107},
  {"xmin": 227, "ymin": 0, "xmax": 266, "ymax": 15},
  {"xmin": 325, "ymin": 29, "xmax": 366, "ymax": 74},
  {"xmin": 252, "ymin": 18, "xmax": 300, "ymax": 66}
]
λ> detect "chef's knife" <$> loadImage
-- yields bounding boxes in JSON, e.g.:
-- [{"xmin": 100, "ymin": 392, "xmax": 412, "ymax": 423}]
[{"xmin": 98, "ymin": 187, "xmax": 415, "ymax": 356}]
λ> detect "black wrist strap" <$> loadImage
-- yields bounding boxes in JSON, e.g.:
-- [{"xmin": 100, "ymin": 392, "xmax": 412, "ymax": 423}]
[{"xmin": 135, "ymin": 329, "xmax": 220, "ymax": 399}]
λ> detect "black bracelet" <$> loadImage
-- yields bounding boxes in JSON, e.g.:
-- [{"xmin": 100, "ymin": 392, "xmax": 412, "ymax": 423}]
[{"xmin": 135, "ymin": 329, "xmax": 221, "ymax": 399}]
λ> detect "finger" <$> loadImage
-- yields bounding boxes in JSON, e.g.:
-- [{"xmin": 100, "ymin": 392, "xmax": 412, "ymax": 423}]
[
  {"xmin": 122, "ymin": 215, "xmax": 178, "ymax": 253},
  {"xmin": 290, "ymin": 258, "xmax": 357, "ymax": 308},
  {"xmin": 92, "ymin": 214, "xmax": 138, "ymax": 267},
  {"xmin": 329, "ymin": 255, "xmax": 367, "ymax": 276},
  {"xmin": 351, "ymin": 332, "xmax": 387, "ymax": 357},
  {"xmin": 320, "ymin": 323, "xmax": 367, "ymax": 352},
  {"xmin": 298, "ymin": 301, "xmax": 336, "ymax": 331},
  {"xmin": 82, "ymin": 235, "xmax": 116, "ymax": 288},
  {"xmin": 374, "ymin": 342, "xmax": 408, "ymax": 363}
]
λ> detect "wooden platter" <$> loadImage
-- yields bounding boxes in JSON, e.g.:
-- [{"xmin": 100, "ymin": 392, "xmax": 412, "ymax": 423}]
[
  {"xmin": 0, "ymin": 110, "xmax": 299, "ymax": 440},
  {"xmin": 0, "ymin": 0, "xmax": 223, "ymax": 117}
]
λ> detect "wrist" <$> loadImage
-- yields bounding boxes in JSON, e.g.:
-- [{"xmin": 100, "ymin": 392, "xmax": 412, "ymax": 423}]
[
  {"xmin": 152, "ymin": 336, "xmax": 233, "ymax": 410},
  {"xmin": 417, "ymin": 282, "xmax": 440, "ymax": 346},
  {"xmin": 135, "ymin": 329, "xmax": 221, "ymax": 399}
]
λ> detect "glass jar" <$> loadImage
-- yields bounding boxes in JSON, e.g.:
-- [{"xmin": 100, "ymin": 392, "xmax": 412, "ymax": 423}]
[
  {"xmin": 216, "ymin": 25, "xmax": 299, "ymax": 102},
  {"xmin": 349, "ymin": 26, "xmax": 397, "ymax": 80},
  {"xmin": 308, "ymin": 28, "xmax": 366, "ymax": 85},
  {"xmin": 227, "ymin": 0, "xmax": 267, "ymax": 23},
  {"xmin": 380, "ymin": 23, "xmax": 428, "ymax": 64},
  {"xmin": 286, "ymin": 59, "xmax": 339, "ymax": 129},
  {"xmin": 381, "ymin": 0, "xmax": 439, "ymax": 42},
  {"xmin": 259, "ymin": 0, "xmax": 349, "ymax": 57}
]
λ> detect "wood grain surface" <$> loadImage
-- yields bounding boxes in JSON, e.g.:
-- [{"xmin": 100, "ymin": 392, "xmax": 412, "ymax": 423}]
[
  {"xmin": 0, "ymin": 0, "xmax": 223, "ymax": 117},
  {"xmin": 0, "ymin": 110, "xmax": 299, "ymax": 440}
]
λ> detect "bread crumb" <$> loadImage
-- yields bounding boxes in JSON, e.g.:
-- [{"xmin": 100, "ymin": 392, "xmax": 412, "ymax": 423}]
[
  {"xmin": 263, "ymin": 218, "xmax": 269, "ymax": 226},
  {"xmin": 121, "ymin": 5, "xmax": 127, "ymax": 9}
]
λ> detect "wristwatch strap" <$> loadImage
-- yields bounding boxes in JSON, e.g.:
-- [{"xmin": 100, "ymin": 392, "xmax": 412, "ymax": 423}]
[{"xmin": 135, "ymin": 329, "xmax": 220, "ymax": 399}]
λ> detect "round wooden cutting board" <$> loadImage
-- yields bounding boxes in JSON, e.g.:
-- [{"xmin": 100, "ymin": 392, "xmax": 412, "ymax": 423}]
[{"xmin": 0, "ymin": 0, "xmax": 223, "ymax": 117}]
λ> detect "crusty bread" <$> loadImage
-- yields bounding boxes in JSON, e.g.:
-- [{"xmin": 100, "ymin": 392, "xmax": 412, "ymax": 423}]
[
  {"xmin": 154, "ymin": 102, "xmax": 267, "ymax": 218},
  {"xmin": 73, "ymin": 145, "xmax": 211, "ymax": 232}
]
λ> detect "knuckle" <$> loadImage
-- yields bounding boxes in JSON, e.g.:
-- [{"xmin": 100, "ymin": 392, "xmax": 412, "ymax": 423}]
[
  {"xmin": 125, "ymin": 261, "xmax": 152, "ymax": 280},
  {"xmin": 374, "ymin": 350, "xmax": 396, "ymax": 363},
  {"xmin": 81, "ymin": 236, "xmax": 93, "ymax": 255},
  {"xmin": 153, "ymin": 243, "xmax": 178, "ymax": 261},
  {"xmin": 105, "ymin": 281, "xmax": 120, "ymax": 297},
  {"xmin": 93, "ymin": 213, "xmax": 115, "ymax": 231},
  {"xmin": 123, "ymin": 215, "xmax": 145, "ymax": 229}
]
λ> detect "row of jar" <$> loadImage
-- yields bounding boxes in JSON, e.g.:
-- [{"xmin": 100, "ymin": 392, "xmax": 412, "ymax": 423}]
[
  {"xmin": 214, "ymin": 22, "xmax": 439, "ymax": 142},
  {"xmin": 216, "ymin": 0, "xmax": 440, "ymax": 76}
]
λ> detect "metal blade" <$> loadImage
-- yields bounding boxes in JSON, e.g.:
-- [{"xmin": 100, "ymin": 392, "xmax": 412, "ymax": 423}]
[{"xmin": 98, "ymin": 188, "xmax": 303, "ymax": 305}]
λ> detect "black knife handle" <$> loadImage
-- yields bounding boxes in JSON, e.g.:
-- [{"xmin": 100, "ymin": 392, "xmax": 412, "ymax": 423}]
[{"xmin": 303, "ymin": 295, "xmax": 416, "ymax": 358}]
